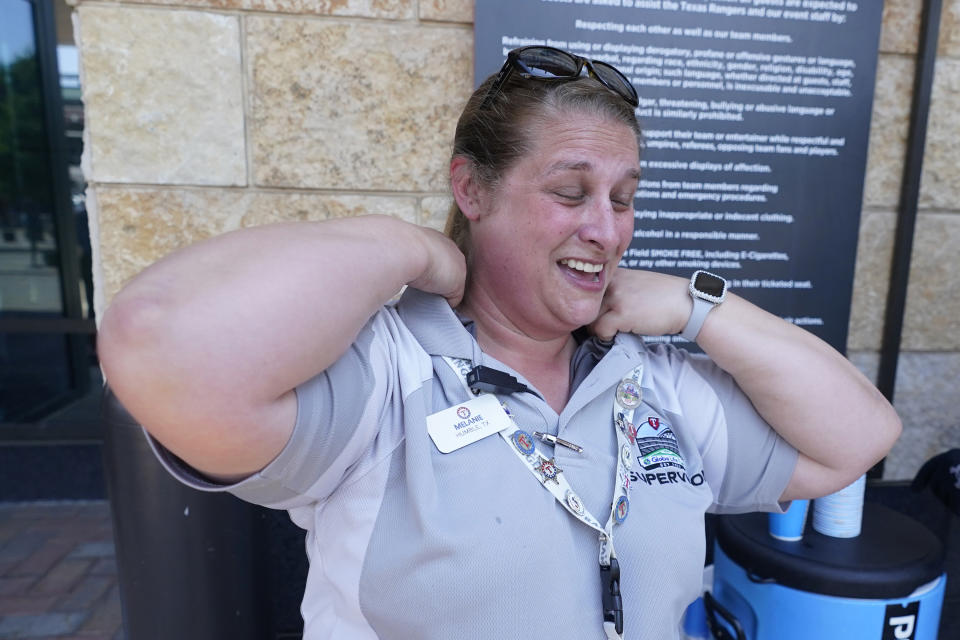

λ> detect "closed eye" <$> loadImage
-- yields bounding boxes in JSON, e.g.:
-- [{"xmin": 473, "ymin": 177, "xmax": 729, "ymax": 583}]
[
  {"xmin": 554, "ymin": 190, "xmax": 585, "ymax": 203},
  {"xmin": 611, "ymin": 194, "xmax": 634, "ymax": 210}
]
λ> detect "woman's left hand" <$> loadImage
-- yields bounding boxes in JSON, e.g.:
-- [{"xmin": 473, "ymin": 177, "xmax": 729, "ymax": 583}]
[
  {"xmin": 589, "ymin": 268, "xmax": 691, "ymax": 340},
  {"xmin": 592, "ymin": 266, "xmax": 901, "ymax": 503}
]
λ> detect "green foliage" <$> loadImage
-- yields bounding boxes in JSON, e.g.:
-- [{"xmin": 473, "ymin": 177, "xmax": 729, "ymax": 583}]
[{"xmin": 0, "ymin": 51, "xmax": 54, "ymax": 211}]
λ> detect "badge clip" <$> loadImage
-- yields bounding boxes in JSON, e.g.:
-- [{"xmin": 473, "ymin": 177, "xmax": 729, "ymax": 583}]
[
  {"xmin": 532, "ymin": 431, "xmax": 584, "ymax": 453},
  {"xmin": 467, "ymin": 366, "xmax": 529, "ymax": 395},
  {"xmin": 600, "ymin": 558, "xmax": 623, "ymax": 635}
]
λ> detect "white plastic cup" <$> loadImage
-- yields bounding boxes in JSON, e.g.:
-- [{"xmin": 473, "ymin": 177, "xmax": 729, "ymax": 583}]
[
  {"xmin": 813, "ymin": 474, "xmax": 866, "ymax": 538},
  {"xmin": 768, "ymin": 499, "xmax": 809, "ymax": 541}
]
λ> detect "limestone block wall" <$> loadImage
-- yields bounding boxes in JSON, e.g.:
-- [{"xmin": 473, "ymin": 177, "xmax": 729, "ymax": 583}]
[
  {"xmin": 73, "ymin": 0, "xmax": 958, "ymax": 479},
  {"xmin": 75, "ymin": 0, "xmax": 474, "ymax": 304},
  {"xmin": 850, "ymin": 1, "xmax": 960, "ymax": 479}
]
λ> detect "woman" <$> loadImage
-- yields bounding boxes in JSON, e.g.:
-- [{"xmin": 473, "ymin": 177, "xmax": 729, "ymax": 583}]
[{"xmin": 98, "ymin": 47, "xmax": 901, "ymax": 639}]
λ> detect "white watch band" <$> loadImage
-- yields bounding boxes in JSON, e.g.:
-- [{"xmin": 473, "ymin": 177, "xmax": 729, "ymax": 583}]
[{"xmin": 680, "ymin": 296, "xmax": 714, "ymax": 342}]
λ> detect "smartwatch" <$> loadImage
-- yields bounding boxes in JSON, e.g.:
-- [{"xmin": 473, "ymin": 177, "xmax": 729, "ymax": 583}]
[{"xmin": 680, "ymin": 270, "xmax": 727, "ymax": 342}]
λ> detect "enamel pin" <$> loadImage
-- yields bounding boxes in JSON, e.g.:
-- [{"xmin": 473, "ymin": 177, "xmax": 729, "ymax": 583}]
[
  {"xmin": 511, "ymin": 430, "xmax": 536, "ymax": 456},
  {"xmin": 614, "ymin": 496, "xmax": 630, "ymax": 524},
  {"xmin": 620, "ymin": 443, "xmax": 632, "ymax": 469},
  {"xmin": 617, "ymin": 414, "xmax": 638, "ymax": 445},
  {"xmin": 616, "ymin": 379, "xmax": 642, "ymax": 409},
  {"xmin": 565, "ymin": 490, "xmax": 585, "ymax": 516},
  {"xmin": 535, "ymin": 457, "xmax": 562, "ymax": 484}
]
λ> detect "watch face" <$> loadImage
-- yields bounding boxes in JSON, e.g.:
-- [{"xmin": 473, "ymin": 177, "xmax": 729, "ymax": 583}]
[{"xmin": 694, "ymin": 271, "xmax": 726, "ymax": 297}]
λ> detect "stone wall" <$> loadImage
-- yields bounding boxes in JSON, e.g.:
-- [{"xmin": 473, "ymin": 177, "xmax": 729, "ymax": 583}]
[
  {"xmin": 850, "ymin": 1, "xmax": 960, "ymax": 479},
  {"xmin": 74, "ymin": 0, "xmax": 958, "ymax": 479}
]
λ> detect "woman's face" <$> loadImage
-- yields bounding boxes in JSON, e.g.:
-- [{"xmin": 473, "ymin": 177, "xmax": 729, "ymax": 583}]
[{"xmin": 467, "ymin": 111, "xmax": 640, "ymax": 337}]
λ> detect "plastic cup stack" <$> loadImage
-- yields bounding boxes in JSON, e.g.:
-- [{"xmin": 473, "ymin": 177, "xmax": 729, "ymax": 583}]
[{"xmin": 812, "ymin": 474, "xmax": 866, "ymax": 538}]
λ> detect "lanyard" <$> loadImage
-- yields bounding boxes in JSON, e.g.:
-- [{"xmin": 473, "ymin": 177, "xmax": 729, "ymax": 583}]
[{"xmin": 442, "ymin": 356, "xmax": 644, "ymax": 639}]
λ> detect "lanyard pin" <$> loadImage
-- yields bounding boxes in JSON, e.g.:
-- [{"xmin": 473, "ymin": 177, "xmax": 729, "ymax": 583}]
[{"xmin": 533, "ymin": 431, "xmax": 584, "ymax": 453}]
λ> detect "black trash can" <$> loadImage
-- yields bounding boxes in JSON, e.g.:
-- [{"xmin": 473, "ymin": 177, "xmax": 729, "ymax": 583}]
[{"xmin": 100, "ymin": 386, "xmax": 270, "ymax": 640}]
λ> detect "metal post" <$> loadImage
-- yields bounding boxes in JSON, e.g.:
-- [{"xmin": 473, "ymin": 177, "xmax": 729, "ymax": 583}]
[{"xmin": 32, "ymin": 0, "xmax": 90, "ymax": 395}]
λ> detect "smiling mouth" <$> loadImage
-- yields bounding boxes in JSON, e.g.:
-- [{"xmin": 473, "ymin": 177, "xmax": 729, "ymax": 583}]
[{"xmin": 558, "ymin": 258, "xmax": 603, "ymax": 283}]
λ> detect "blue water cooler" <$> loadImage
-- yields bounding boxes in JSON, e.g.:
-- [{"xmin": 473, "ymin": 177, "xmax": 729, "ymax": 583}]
[{"xmin": 707, "ymin": 502, "xmax": 946, "ymax": 640}]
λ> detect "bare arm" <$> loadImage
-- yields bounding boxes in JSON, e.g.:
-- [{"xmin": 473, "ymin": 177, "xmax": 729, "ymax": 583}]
[
  {"xmin": 98, "ymin": 215, "xmax": 465, "ymax": 480},
  {"xmin": 591, "ymin": 269, "xmax": 901, "ymax": 501}
]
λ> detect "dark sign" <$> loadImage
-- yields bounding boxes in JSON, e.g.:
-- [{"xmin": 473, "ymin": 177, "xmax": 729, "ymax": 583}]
[{"xmin": 476, "ymin": 1, "xmax": 884, "ymax": 352}]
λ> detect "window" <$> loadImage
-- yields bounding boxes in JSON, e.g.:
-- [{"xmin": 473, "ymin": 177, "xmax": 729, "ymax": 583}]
[{"xmin": 0, "ymin": 0, "xmax": 98, "ymax": 437}]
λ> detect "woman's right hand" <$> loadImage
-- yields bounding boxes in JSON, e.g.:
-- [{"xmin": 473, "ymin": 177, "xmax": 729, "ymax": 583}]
[
  {"xmin": 98, "ymin": 215, "xmax": 463, "ymax": 480},
  {"xmin": 408, "ymin": 227, "xmax": 467, "ymax": 307}
]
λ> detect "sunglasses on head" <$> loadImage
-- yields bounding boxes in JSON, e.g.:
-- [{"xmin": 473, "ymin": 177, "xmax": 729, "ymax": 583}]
[{"xmin": 479, "ymin": 46, "xmax": 640, "ymax": 111}]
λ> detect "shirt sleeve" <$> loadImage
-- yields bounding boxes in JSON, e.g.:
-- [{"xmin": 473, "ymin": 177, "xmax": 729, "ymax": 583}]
[
  {"xmin": 145, "ymin": 305, "xmax": 430, "ymax": 510},
  {"xmin": 646, "ymin": 344, "xmax": 798, "ymax": 514}
]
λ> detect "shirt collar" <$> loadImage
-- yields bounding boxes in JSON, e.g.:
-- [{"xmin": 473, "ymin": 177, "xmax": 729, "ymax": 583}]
[
  {"xmin": 395, "ymin": 287, "xmax": 479, "ymax": 361},
  {"xmin": 395, "ymin": 287, "xmax": 681, "ymax": 417}
]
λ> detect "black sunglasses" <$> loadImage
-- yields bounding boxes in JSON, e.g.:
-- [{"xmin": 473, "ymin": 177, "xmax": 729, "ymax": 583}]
[{"xmin": 479, "ymin": 46, "xmax": 639, "ymax": 111}]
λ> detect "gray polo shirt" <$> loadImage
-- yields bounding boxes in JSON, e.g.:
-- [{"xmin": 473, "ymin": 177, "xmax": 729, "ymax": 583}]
[{"xmin": 152, "ymin": 287, "xmax": 797, "ymax": 639}]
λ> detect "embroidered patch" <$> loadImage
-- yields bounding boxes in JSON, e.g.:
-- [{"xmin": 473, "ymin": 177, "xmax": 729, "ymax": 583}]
[{"xmin": 636, "ymin": 426, "xmax": 685, "ymax": 472}]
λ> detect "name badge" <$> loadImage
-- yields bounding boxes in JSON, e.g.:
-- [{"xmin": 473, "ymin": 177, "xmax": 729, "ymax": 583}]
[{"xmin": 426, "ymin": 394, "xmax": 512, "ymax": 453}]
